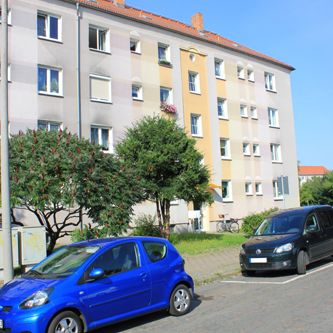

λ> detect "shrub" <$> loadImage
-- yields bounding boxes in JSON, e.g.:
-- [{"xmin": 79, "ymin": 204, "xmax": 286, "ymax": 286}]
[
  {"xmin": 132, "ymin": 215, "xmax": 163, "ymax": 237},
  {"xmin": 241, "ymin": 207, "xmax": 278, "ymax": 236},
  {"xmin": 70, "ymin": 224, "xmax": 108, "ymax": 242}
]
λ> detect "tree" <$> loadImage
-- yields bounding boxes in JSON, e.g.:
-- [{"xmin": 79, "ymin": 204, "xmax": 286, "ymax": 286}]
[
  {"xmin": 10, "ymin": 129, "xmax": 142, "ymax": 253},
  {"xmin": 116, "ymin": 116, "xmax": 212, "ymax": 237}
]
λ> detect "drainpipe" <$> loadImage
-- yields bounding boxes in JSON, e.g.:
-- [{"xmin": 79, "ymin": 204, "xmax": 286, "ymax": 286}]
[
  {"xmin": 76, "ymin": 2, "xmax": 83, "ymax": 230},
  {"xmin": 1, "ymin": 0, "xmax": 14, "ymax": 282}
]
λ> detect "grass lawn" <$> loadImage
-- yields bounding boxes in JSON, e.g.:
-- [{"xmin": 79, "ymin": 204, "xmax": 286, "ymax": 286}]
[{"xmin": 170, "ymin": 232, "xmax": 247, "ymax": 256}]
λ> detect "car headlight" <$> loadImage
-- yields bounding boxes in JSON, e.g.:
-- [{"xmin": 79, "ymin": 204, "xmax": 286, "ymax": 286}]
[
  {"xmin": 275, "ymin": 243, "xmax": 293, "ymax": 254},
  {"xmin": 20, "ymin": 288, "xmax": 53, "ymax": 309}
]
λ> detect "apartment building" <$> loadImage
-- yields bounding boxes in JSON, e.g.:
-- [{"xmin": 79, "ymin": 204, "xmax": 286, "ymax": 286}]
[{"xmin": 2, "ymin": 0, "xmax": 300, "ymax": 232}]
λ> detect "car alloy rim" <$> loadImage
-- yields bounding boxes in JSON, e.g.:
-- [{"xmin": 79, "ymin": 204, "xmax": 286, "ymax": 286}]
[
  {"xmin": 173, "ymin": 288, "xmax": 190, "ymax": 312},
  {"xmin": 55, "ymin": 317, "xmax": 79, "ymax": 333}
]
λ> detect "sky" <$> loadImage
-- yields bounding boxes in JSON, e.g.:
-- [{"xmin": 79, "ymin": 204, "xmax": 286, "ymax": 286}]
[{"xmin": 127, "ymin": 0, "xmax": 333, "ymax": 169}]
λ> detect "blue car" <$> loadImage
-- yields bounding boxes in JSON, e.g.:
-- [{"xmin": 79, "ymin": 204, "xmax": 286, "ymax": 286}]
[{"xmin": 0, "ymin": 237, "xmax": 194, "ymax": 333}]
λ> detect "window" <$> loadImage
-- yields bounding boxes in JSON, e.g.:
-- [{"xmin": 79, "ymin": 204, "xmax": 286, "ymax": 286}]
[
  {"xmin": 240, "ymin": 104, "xmax": 248, "ymax": 117},
  {"xmin": 89, "ymin": 74, "xmax": 112, "ymax": 103},
  {"xmin": 268, "ymin": 107, "xmax": 279, "ymax": 127},
  {"xmin": 220, "ymin": 138, "xmax": 230, "ymax": 158},
  {"xmin": 243, "ymin": 143, "xmax": 250, "ymax": 156},
  {"xmin": 222, "ymin": 180, "xmax": 232, "ymax": 201},
  {"xmin": 130, "ymin": 38, "xmax": 140, "ymax": 53},
  {"xmin": 271, "ymin": 144, "xmax": 282, "ymax": 162},
  {"xmin": 245, "ymin": 182, "xmax": 253, "ymax": 195},
  {"xmin": 90, "ymin": 126, "xmax": 113, "ymax": 152},
  {"xmin": 160, "ymin": 87, "xmax": 172, "ymax": 103},
  {"xmin": 143, "ymin": 242, "xmax": 167, "ymax": 263},
  {"xmin": 237, "ymin": 65, "xmax": 245, "ymax": 79},
  {"xmin": 0, "ymin": 8, "xmax": 12, "ymax": 25},
  {"xmin": 265, "ymin": 72, "xmax": 276, "ymax": 91},
  {"xmin": 273, "ymin": 180, "xmax": 283, "ymax": 199},
  {"xmin": 37, "ymin": 12, "xmax": 61, "ymax": 41},
  {"xmin": 38, "ymin": 120, "xmax": 61, "ymax": 132},
  {"xmin": 217, "ymin": 98, "xmax": 228, "ymax": 119},
  {"xmin": 89, "ymin": 25, "xmax": 109, "ymax": 52},
  {"xmin": 132, "ymin": 84, "xmax": 143, "ymax": 100},
  {"xmin": 38, "ymin": 65, "xmax": 62, "ymax": 95},
  {"xmin": 190, "ymin": 114, "xmax": 202, "ymax": 136},
  {"xmin": 188, "ymin": 71, "xmax": 200, "ymax": 93},
  {"xmin": 215, "ymin": 58, "xmax": 225, "ymax": 78},
  {"xmin": 255, "ymin": 182, "xmax": 263, "ymax": 195},
  {"xmin": 158, "ymin": 43, "xmax": 171, "ymax": 65},
  {"xmin": 247, "ymin": 68, "xmax": 254, "ymax": 82},
  {"xmin": 250, "ymin": 106, "xmax": 258, "ymax": 119},
  {"xmin": 253, "ymin": 143, "xmax": 260, "ymax": 156}
]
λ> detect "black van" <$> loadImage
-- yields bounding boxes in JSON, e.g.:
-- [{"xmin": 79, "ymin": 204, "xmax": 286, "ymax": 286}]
[{"xmin": 240, "ymin": 205, "xmax": 333, "ymax": 275}]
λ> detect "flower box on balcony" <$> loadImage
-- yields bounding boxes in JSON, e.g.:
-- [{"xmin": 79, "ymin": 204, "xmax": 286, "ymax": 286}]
[{"xmin": 160, "ymin": 102, "xmax": 177, "ymax": 114}]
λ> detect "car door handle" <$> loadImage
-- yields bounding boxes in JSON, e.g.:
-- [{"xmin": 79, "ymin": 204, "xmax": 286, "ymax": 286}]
[{"xmin": 140, "ymin": 272, "xmax": 148, "ymax": 281}]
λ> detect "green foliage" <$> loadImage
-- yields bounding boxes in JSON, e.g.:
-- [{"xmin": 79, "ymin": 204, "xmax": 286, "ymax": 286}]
[
  {"xmin": 116, "ymin": 116, "xmax": 212, "ymax": 235},
  {"xmin": 10, "ymin": 129, "xmax": 142, "ymax": 253},
  {"xmin": 241, "ymin": 207, "xmax": 278, "ymax": 236},
  {"xmin": 300, "ymin": 172, "xmax": 333, "ymax": 206},
  {"xmin": 131, "ymin": 215, "xmax": 163, "ymax": 237}
]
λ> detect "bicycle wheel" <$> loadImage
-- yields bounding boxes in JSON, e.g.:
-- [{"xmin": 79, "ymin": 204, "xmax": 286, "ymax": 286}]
[
  {"xmin": 229, "ymin": 222, "xmax": 239, "ymax": 233},
  {"xmin": 216, "ymin": 222, "xmax": 224, "ymax": 233}
]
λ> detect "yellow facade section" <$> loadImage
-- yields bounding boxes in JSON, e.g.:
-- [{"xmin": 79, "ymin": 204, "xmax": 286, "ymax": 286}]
[{"xmin": 159, "ymin": 65, "xmax": 173, "ymax": 88}]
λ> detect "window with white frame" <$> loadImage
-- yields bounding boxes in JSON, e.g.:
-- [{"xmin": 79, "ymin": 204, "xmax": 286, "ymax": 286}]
[
  {"xmin": 217, "ymin": 98, "xmax": 228, "ymax": 119},
  {"xmin": 214, "ymin": 58, "xmax": 225, "ymax": 78},
  {"xmin": 222, "ymin": 180, "xmax": 232, "ymax": 201},
  {"xmin": 253, "ymin": 143, "xmax": 260, "ymax": 156},
  {"xmin": 255, "ymin": 182, "xmax": 263, "ymax": 195},
  {"xmin": 90, "ymin": 74, "xmax": 112, "ymax": 103},
  {"xmin": 37, "ymin": 12, "xmax": 61, "ymax": 41},
  {"xmin": 188, "ymin": 71, "xmax": 200, "ymax": 93},
  {"xmin": 237, "ymin": 65, "xmax": 245, "ymax": 79},
  {"xmin": 0, "ymin": 8, "xmax": 12, "ymax": 25},
  {"xmin": 247, "ymin": 67, "xmax": 254, "ymax": 82},
  {"xmin": 130, "ymin": 38, "xmax": 141, "ymax": 53},
  {"xmin": 265, "ymin": 72, "xmax": 276, "ymax": 91},
  {"xmin": 220, "ymin": 138, "xmax": 230, "ymax": 158},
  {"xmin": 160, "ymin": 87, "xmax": 172, "ymax": 103},
  {"xmin": 158, "ymin": 43, "xmax": 171, "ymax": 64},
  {"xmin": 273, "ymin": 180, "xmax": 283, "ymax": 199},
  {"xmin": 240, "ymin": 104, "xmax": 248, "ymax": 117},
  {"xmin": 245, "ymin": 182, "xmax": 253, "ymax": 195},
  {"xmin": 38, "ymin": 65, "xmax": 62, "ymax": 95},
  {"xmin": 250, "ymin": 106, "xmax": 258, "ymax": 119},
  {"xmin": 132, "ymin": 84, "xmax": 143, "ymax": 100},
  {"xmin": 89, "ymin": 25, "xmax": 110, "ymax": 52},
  {"xmin": 268, "ymin": 107, "xmax": 279, "ymax": 127},
  {"xmin": 270, "ymin": 143, "xmax": 282, "ymax": 162},
  {"xmin": 90, "ymin": 126, "xmax": 113, "ymax": 153},
  {"xmin": 190, "ymin": 114, "xmax": 202, "ymax": 136},
  {"xmin": 243, "ymin": 143, "xmax": 250, "ymax": 156},
  {"xmin": 37, "ymin": 120, "xmax": 61, "ymax": 132}
]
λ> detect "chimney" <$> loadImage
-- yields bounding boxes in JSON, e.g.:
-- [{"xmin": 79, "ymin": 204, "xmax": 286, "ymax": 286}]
[
  {"xmin": 191, "ymin": 12, "xmax": 204, "ymax": 31},
  {"xmin": 113, "ymin": 0, "xmax": 125, "ymax": 7}
]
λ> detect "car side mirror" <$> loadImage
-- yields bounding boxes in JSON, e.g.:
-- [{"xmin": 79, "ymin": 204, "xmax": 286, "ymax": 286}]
[{"xmin": 88, "ymin": 268, "xmax": 105, "ymax": 281}]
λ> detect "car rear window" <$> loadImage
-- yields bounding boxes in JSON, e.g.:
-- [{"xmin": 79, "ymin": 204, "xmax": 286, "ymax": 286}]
[{"xmin": 143, "ymin": 242, "xmax": 167, "ymax": 263}]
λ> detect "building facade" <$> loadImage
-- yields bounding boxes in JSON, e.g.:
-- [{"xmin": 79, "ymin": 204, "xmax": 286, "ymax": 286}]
[{"xmin": 2, "ymin": 0, "xmax": 300, "ymax": 232}]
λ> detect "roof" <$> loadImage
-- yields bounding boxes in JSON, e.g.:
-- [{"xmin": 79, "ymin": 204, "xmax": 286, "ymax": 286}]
[
  {"xmin": 298, "ymin": 166, "xmax": 330, "ymax": 176},
  {"xmin": 66, "ymin": 0, "xmax": 294, "ymax": 71}
]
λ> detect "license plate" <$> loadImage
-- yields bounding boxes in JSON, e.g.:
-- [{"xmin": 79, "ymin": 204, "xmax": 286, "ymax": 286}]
[
  {"xmin": 250, "ymin": 257, "xmax": 267, "ymax": 263},
  {"xmin": 0, "ymin": 319, "xmax": 3, "ymax": 329}
]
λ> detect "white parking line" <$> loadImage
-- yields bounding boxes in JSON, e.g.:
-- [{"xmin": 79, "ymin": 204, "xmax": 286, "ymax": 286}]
[{"xmin": 221, "ymin": 262, "xmax": 333, "ymax": 285}]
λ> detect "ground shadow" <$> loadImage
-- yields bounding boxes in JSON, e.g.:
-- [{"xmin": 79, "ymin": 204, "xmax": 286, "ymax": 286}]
[{"xmin": 95, "ymin": 294, "xmax": 202, "ymax": 333}]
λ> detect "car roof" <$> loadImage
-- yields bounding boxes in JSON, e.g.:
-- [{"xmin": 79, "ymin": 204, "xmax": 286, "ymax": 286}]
[
  {"xmin": 70, "ymin": 236, "xmax": 167, "ymax": 248},
  {"xmin": 270, "ymin": 205, "xmax": 332, "ymax": 218}
]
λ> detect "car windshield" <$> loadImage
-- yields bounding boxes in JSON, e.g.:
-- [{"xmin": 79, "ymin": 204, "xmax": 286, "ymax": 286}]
[
  {"xmin": 255, "ymin": 213, "xmax": 305, "ymax": 236},
  {"xmin": 24, "ymin": 245, "xmax": 99, "ymax": 279}
]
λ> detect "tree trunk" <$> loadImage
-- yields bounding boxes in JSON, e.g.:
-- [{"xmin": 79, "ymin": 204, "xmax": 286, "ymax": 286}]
[
  {"xmin": 47, "ymin": 235, "xmax": 58, "ymax": 255},
  {"xmin": 160, "ymin": 199, "xmax": 171, "ymax": 239},
  {"xmin": 155, "ymin": 196, "xmax": 163, "ymax": 232}
]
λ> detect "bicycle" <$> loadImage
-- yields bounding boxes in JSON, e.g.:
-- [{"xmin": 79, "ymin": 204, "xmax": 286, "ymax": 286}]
[{"xmin": 216, "ymin": 214, "xmax": 240, "ymax": 233}]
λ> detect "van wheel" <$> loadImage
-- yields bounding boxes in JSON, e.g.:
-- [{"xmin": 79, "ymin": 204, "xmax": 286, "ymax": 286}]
[
  {"xmin": 48, "ymin": 311, "xmax": 83, "ymax": 333},
  {"xmin": 296, "ymin": 250, "xmax": 307, "ymax": 275},
  {"xmin": 169, "ymin": 284, "xmax": 192, "ymax": 316}
]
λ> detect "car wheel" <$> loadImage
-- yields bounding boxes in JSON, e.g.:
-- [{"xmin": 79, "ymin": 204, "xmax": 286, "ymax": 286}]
[
  {"xmin": 169, "ymin": 284, "xmax": 192, "ymax": 316},
  {"xmin": 242, "ymin": 270, "xmax": 255, "ymax": 277},
  {"xmin": 48, "ymin": 311, "xmax": 83, "ymax": 333},
  {"xmin": 296, "ymin": 250, "xmax": 307, "ymax": 275}
]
